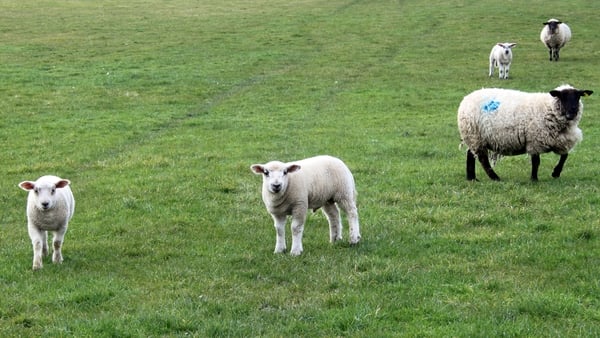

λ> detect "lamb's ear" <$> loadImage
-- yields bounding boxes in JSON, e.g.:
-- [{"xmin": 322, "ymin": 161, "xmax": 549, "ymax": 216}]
[
  {"xmin": 19, "ymin": 181, "xmax": 35, "ymax": 191},
  {"xmin": 581, "ymin": 90, "xmax": 593, "ymax": 97},
  {"xmin": 549, "ymin": 90, "xmax": 561, "ymax": 98},
  {"xmin": 55, "ymin": 179, "xmax": 70, "ymax": 189},
  {"xmin": 250, "ymin": 164, "xmax": 265, "ymax": 175},
  {"xmin": 286, "ymin": 164, "xmax": 301, "ymax": 174},
  {"xmin": 509, "ymin": 43, "xmax": 517, "ymax": 48},
  {"xmin": 543, "ymin": 22, "xmax": 549, "ymax": 25}
]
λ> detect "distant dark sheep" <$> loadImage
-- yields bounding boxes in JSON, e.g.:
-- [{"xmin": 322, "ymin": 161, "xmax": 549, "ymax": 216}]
[{"xmin": 541, "ymin": 18, "xmax": 571, "ymax": 61}]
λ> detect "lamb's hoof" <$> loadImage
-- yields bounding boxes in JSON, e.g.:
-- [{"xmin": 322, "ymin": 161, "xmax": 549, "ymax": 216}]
[{"xmin": 290, "ymin": 249, "xmax": 303, "ymax": 256}]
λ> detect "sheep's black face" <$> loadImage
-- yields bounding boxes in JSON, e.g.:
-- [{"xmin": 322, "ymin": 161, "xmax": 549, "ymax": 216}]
[
  {"xmin": 550, "ymin": 89, "xmax": 594, "ymax": 120},
  {"xmin": 546, "ymin": 21, "xmax": 559, "ymax": 34}
]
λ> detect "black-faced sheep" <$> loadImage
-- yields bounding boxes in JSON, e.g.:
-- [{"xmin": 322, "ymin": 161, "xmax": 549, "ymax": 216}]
[
  {"xmin": 251, "ymin": 155, "xmax": 360, "ymax": 256},
  {"xmin": 19, "ymin": 175, "xmax": 75, "ymax": 270},
  {"xmin": 540, "ymin": 19, "xmax": 571, "ymax": 61},
  {"xmin": 458, "ymin": 85, "xmax": 593, "ymax": 181}
]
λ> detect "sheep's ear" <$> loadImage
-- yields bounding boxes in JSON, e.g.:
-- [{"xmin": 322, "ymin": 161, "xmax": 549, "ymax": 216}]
[
  {"xmin": 550, "ymin": 90, "xmax": 561, "ymax": 98},
  {"xmin": 55, "ymin": 179, "xmax": 70, "ymax": 189},
  {"xmin": 19, "ymin": 181, "xmax": 35, "ymax": 191},
  {"xmin": 286, "ymin": 164, "xmax": 301, "ymax": 174},
  {"xmin": 581, "ymin": 90, "xmax": 593, "ymax": 97},
  {"xmin": 250, "ymin": 164, "xmax": 265, "ymax": 175}
]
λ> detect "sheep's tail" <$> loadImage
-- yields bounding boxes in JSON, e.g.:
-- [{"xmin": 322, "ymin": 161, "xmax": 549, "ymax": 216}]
[{"xmin": 490, "ymin": 152, "xmax": 502, "ymax": 167}]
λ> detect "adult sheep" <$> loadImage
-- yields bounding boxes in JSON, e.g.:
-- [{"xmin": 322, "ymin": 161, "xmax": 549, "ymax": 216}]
[
  {"xmin": 19, "ymin": 175, "xmax": 75, "ymax": 270},
  {"xmin": 457, "ymin": 85, "xmax": 593, "ymax": 181},
  {"xmin": 251, "ymin": 155, "xmax": 361, "ymax": 256},
  {"xmin": 540, "ymin": 18, "xmax": 571, "ymax": 61},
  {"xmin": 489, "ymin": 42, "xmax": 516, "ymax": 79}
]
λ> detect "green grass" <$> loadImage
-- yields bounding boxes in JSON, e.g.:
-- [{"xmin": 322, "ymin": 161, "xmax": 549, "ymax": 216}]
[{"xmin": 1, "ymin": 0, "xmax": 600, "ymax": 336}]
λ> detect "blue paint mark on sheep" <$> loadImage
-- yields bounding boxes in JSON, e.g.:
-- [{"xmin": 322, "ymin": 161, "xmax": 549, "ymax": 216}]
[{"xmin": 482, "ymin": 100, "xmax": 500, "ymax": 113}]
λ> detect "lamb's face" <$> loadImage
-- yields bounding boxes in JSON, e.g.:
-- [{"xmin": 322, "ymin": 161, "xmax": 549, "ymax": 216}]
[
  {"xmin": 33, "ymin": 182, "xmax": 59, "ymax": 210},
  {"xmin": 496, "ymin": 43, "xmax": 516, "ymax": 56},
  {"xmin": 251, "ymin": 161, "xmax": 301, "ymax": 194},
  {"xmin": 19, "ymin": 178, "xmax": 70, "ymax": 211}
]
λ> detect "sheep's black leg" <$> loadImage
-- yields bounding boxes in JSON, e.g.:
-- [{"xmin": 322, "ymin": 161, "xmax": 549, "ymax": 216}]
[
  {"xmin": 466, "ymin": 150, "xmax": 477, "ymax": 181},
  {"xmin": 547, "ymin": 46, "xmax": 553, "ymax": 61},
  {"xmin": 552, "ymin": 154, "xmax": 569, "ymax": 178},
  {"xmin": 477, "ymin": 150, "xmax": 500, "ymax": 181},
  {"xmin": 530, "ymin": 154, "xmax": 540, "ymax": 181}
]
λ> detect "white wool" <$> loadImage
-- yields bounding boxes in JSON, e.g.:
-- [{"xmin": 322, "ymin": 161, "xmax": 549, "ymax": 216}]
[
  {"xmin": 488, "ymin": 42, "xmax": 516, "ymax": 79},
  {"xmin": 19, "ymin": 175, "xmax": 75, "ymax": 270},
  {"xmin": 251, "ymin": 155, "xmax": 360, "ymax": 256}
]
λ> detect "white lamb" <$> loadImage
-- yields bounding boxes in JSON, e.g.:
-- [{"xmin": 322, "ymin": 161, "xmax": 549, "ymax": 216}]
[
  {"xmin": 458, "ymin": 85, "xmax": 593, "ymax": 181},
  {"xmin": 18, "ymin": 175, "xmax": 75, "ymax": 270},
  {"xmin": 251, "ymin": 155, "xmax": 361, "ymax": 256},
  {"xmin": 489, "ymin": 42, "xmax": 516, "ymax": 79},
  {"xmin": 540, "ymin": 18, "xmax": 571, "ymax": 61}
]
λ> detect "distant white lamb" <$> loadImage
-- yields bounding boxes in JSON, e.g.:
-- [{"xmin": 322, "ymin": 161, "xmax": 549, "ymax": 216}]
[
  {"xmin": 251, "ymin": 155, "xmax": 361, "ymax": 256},
  {"xmin": 489, "ymin": 42, "xmax": 516, "ymax": 79},
  {"xmin": 540, "ymin": 18, "xmax": 571, "ymax": 61},
  {"xmin": 19, "ymin": 175, "xmax": 75, "ymax": 270},
  {"xmin": 458, "ymin": 85, "xmax": 593, "ymax": 181}
]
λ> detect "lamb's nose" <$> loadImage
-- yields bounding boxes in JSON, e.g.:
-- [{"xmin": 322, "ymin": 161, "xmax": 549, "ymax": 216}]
[
  {"xmin": 41, "ymin": 202, "xmax": 49, "ymax": 209},
  {"xmin": 272, "ymin": 184, "xmax": 282, "ymax": 192}
]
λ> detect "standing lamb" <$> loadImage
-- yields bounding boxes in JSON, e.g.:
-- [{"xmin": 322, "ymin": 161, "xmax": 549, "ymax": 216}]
[
  {"xmin": 250, "ymin": 155, "xmax": 361, "ymax": 256},
  {"xmin": 458, "ymin": 85, "xmax": 593, "ymax": 181},
  {"xmin": 18, "ymin": 175, "xmax": 75, "ymax": 270},
  {"xmin": 489, "ymin": 42, "xmax": 516, "ymax": 79},
  {"xmin": 540, "ymin": 18, "xmax": 571, "ymax": 61}
]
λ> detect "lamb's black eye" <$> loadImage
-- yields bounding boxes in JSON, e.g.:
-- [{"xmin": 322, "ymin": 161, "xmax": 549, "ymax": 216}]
[
  {"xmin": 263, "ymin": 170, "xmax": 269, "ymax": 177},
  {"xmin": 51, "ymin": 188, "xmax": 56, "ymax": 194},
  {"xmin": 34, "ymin": 188, "xmax": 39, "ymax": 194}
]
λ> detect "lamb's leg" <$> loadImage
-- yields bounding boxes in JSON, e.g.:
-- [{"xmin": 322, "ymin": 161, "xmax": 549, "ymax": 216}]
[
  {"xmin": 546, "ymin": 46, "xmax": 553, "ymax": 61},
  {"xmin": 531, "ymin": 154, "xmax": 540, "ymax": 181},
  {"xmin": 271, "ymin": 214, "xmax": 287, "ymax": 254},
  {"xmin": 339, "ymin": 200, "xmax": 361, "ymax": 245},
  {"xmin": 499, "ymin": 65, "xmax": 504, "ymax": 79},
  {"xmin": 552, "ymin": 154, "xmax": 569, "ymax": 178},
  {"xmin": 290, "ymin": 211, "xmax": 307, "ymax": 256},
  {"xmin": 554, "ymin": 49, "xmax": 560, "ymax": 61},
  {"xmin": 489, "ymin": 60, "xmax": 494, "ymax": 77},
  {"xmin": 504, "ymin": 64, "xmax": 510, "ymax": 79},
  {"xmin": 466, "ymin": 150, "xmax": 477, "ymax": 181},
  {"xmin": 41, "ymin": 231, "xmax": 48, "ymax": 257},
  {"xmin": 322, "ymin": 202, "xmax": 342, "ymax": 242},
  {"xmin": 52, "ymin": 227, "xmax": 67, "ymax": 264},
  {"xmin": 477, "ymin": 149, "xmax": 500, "ymax": 181},
  {"xmin": 28, "ymin": 225, "xmax": 44, "ymax": 270}
]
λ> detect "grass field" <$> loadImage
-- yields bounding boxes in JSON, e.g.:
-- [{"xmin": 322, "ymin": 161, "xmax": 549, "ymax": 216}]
[{"xmin": 1, "ymin": 0, "xmax": 599, "ymax": 336}]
